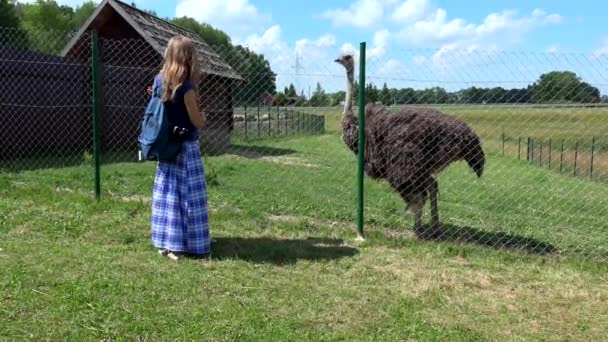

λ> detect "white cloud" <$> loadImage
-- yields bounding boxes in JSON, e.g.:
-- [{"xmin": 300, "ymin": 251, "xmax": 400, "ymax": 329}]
[
  {"xmin": 321, "ymin": 0, "xmax": 384, "ymax": 28},
  {"xmin": 412, "ymin": 55, "xmax": 427, "ymax": 65},
  {"xmin": 546, "ymin": 44, "xmax": 560, "ymax": 53},
  {"xmin": 175, "ymin": 0, "xmax": 270, "ymax": 40},
  {"xmin": 243, "ymin": 25, "xmax": 344, "ymax": 93},
  {"xmin": 532, "ymin": 9, "xmax": 563, "ymax": 24},
  {"xmin": 391, "ymin": 0, "xmax": 434, "ymax": 24},
  {"xmin": 396, "ymin": 6, "xmax": 563, "ymax": 49},
  {"xmin": 402, "ymin": 8, "xmax": 475, "ymax": 45},
  {"xmin": 376, "ymin": 59, "xmax": 409, "ymax": 77},
  {"xmin": 295, "ymin": 34, "xmax": 338, "ymax": 71},
  {"xmin": 244, "ymin": 25, "xmax": 285, "ymax": 52},
  {"xmin": 368, "ymin": 29, "xmax": 390, "ymax": 58},
  {"xmin": 592, "ymin": 38, "xmax": 608, "ymax": 58},
  {"xmin": 341, "ymin": 43, "xmax": 357, "ymax": 56}
]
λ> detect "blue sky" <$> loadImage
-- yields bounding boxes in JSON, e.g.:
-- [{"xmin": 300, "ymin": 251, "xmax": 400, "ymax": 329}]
[{"xmin": 36, "ymin": 0, "xmax": 608, "ymax": 94}]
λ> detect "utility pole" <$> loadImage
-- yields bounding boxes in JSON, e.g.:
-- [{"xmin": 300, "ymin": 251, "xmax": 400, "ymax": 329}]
[{"xmin": 291, "ymin": 51, "xmax": 302, "ymax": 100}]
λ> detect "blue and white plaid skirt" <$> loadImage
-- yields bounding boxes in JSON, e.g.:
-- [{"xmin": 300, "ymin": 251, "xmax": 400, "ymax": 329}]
[{"xmin": 151, "ymin": 140, "xmax": 211, "ymax": 255}]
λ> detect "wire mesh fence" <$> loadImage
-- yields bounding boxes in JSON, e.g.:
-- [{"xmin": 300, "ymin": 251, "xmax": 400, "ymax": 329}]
[
  {"xmin": 364, "ymin": 47, "xmax": 608, "ymax": 262},
  {"xmin": 0, "ymin": 28, "xmax": 92, "ymax": 171},
  {"xmin": 2, "ymin": 25, "xmax": 608, "ymax": 263}
]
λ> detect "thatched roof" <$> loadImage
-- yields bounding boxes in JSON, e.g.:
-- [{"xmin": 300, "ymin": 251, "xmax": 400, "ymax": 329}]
[{"xmin": 60, "ymin": 0, "xmax": 242, "ymax": 81}]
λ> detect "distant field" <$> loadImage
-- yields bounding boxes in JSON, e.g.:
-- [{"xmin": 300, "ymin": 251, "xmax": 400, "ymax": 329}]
[
  {"xmin": 290, "ymin": 104, "xmax": 608, "ymax": 181},
  {"xmin": 290, "ymin": 104, "xmax": 608, "ymax": 141}
]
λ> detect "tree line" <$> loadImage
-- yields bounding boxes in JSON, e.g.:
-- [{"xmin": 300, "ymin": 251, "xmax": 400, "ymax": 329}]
[
  {"xmin": 0, "ymin": 0, "xmax": 276, "ymax": 106},
  {"xmin": 273, "ymin": 70, "xmax": 604, "ymax": 107},
  {"xmin": 1, "ymin": 1, "xmax": 604, "ymax": 107}
]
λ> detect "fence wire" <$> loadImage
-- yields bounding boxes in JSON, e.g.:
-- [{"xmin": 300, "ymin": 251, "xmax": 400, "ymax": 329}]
[
  {"xmin": 1, "ymin": 26, "xmax": 608, "ymax": 263},
  {"xmin": 0, "ymin": 28, "xmax": 92, "ymax": 170},
  {"xmin": 364, "ymin": 48, "xmax": 608, "ymax": 262}
]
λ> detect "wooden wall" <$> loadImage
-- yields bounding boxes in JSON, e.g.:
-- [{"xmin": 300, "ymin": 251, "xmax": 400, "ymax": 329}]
[
  {"xmin": 2, "ymin": 40, "xmax": 237, "ymax": 164},
  {"xmin": 0, "ymin": 48, "xmax": 91, "ymax": 161}
]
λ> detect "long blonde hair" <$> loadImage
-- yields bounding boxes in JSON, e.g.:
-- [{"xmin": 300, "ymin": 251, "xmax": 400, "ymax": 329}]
[{"xmin": 160, "ymin": 35, "xmax": 200, "ymax": 102}]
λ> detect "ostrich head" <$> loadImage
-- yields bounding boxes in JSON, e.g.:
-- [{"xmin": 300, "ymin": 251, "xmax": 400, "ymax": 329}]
[
  {"xmin": 334, "ymin": 54, "xmax": 355, "ymax": 72},
  {"xmin": 334, "ymin": 54, "xmax": 355, "ymax": 115}
]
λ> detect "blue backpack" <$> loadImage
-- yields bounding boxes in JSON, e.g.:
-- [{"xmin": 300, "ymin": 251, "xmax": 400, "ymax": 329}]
[{"xmin": 138, "ymin": 75, "xmax": 181, "ymax": 162}]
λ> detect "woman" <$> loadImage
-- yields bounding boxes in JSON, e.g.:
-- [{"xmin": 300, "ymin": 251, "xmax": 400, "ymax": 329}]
[{"xmin": 150, "ymin": 35, "xmax": 211, "ymax": 261}]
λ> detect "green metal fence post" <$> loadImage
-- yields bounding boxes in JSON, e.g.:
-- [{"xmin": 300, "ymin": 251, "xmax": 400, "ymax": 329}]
[
  {"xmin": 548, "ymin": 139, "xmax": 552, "ymax": 169},
  {"xmin": 257, "ymin": 105, "xmax": 260, "ymax": 137},
  {"xmin": 91, "ymin": 30, "xmax": 101, "ymax": 200},
  {"xmin": 518, "ymin": 137, "xmax": 521, "ymax": 160},
  {"xmin": 244, "ymin": 105, "xmax": 248, "ymax": 140},
  {"xmin": 356, "ymin": 42, "xmax": 366, "ymax": 241},
  {"xmin": 560, "ymin": 140, "xmax": 564, "ymax": 173},
  {"xmin": 574, "ymin": 140, "xmax": 579, "ymax": 177},
  {"xmin": 590, "ymin": 137, "xmax": 596, "ymax": 180}
]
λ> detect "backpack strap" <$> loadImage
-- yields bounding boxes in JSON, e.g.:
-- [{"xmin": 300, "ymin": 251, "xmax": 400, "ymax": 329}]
[{"xmin": 152, "ymin": 74, "xmax": 162, "ymax": 98}]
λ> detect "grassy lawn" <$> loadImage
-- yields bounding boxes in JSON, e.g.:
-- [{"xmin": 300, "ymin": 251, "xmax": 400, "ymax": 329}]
[{"xmin": 2, "ymin": 127, "xmax": 608, "ymax": 340}]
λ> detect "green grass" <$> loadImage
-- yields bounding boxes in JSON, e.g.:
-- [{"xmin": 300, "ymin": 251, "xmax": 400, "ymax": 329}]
[{"xmin": 2, "ymin": 128, "xmax": 608, "ymax": 340}]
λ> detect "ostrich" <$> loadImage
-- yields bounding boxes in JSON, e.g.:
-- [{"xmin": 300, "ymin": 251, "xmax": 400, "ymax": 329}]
[{"xmin": 334, "ymin": 54, "xmax": 485, "ymax": 237}]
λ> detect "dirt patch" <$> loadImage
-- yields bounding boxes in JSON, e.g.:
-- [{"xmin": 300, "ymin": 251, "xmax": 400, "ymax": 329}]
[
  {"xmin": 54, "ymin": 187, "xmax": 75, "ymax": 194},
  {"xmin": 258, "ymin": 156, "xmax": 323, "ymax": 169},
  {"xmin": 225, "ymin": 154, "xmax": 324, "ymax": 169},
  {"xmin": 266, "ymin": 214, "xmax": 416, "ymax": 239},
  {"xmin": 112, "ymin": 195, "xmax": 151, "ymax": 203},
  {"xmin": 209, "ymin": 204, "xmax": 242, "ymax": 213}
]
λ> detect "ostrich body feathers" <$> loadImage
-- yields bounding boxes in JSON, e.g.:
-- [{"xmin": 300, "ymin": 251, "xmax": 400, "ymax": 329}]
[{"xmin": 342, "ymin": 104, "xmax": 485, "ymax": 204}]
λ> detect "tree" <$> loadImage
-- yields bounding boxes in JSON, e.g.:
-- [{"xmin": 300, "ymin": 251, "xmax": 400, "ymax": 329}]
[
  {"xmin": 19, "ymin": 0, "xmax": 75, "ymax": 53},
  {"xmin": 531, "ymin": 71, "xmax": 600, "ymax": 103},
  {"xmin": 309, "ymin": 82, "xmax": 329, "ymax": 106},
  {"xmin": 227, "ymin": 45, "xmax": 276, "ymax": 105},
  {"xmin": 366, "ymin": 83, "xmax": 379, "ymax": 104},
  {"xmin": 328, "ymin": 90, "xmax": 345, "ymax": 106},
  {"xmin": 380, "ymin": 82, "xmax": 391, "ymax": 105},
  {"xmin": 0, "ymin": 0, "xmax": 29, "ymax": 49},
  {"xmin": 170, "ymin": 16, "xmax": 231, "ymax": 47},
  {"xmin": 273, "ymin": 91, "xmax": 287, "ymax": 106},
  {"xmin": 168, "ymin": 17, "xmax": 276, "ymax": 106},
  {"xmin": 0, "ymin": 0, "xmax": 20, "ymax": 28},
  {"xmin": 71, "ymin": 1, "xmax": 97, "ymax": 29}
]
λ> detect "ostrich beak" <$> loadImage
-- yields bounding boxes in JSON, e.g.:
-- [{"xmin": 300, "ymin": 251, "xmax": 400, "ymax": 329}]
[{"xmin": 334, "ymin": 58, "xmax": 341, "ymax": 63}]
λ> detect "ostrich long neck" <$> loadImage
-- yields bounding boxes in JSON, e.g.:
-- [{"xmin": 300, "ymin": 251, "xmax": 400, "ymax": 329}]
[
  {"xmin": 341, "ymin": 66, "xmax": 359, "ymax": 153},
  {"xmin": 343, "ymin": 67, "xmax": 355, "ymax": 114}
]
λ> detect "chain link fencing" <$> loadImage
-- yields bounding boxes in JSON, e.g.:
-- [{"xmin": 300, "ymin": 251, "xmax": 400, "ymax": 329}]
[
  {"xmin": 2, "ymin": 25, "xmax": 608, "ymax": 263},
  {"xmin": 0, "ymin": 27, "xmax": 91, "ymax": 171},
  {"xmin": 364, "ymin": 47, "xmax": 608, "ymax": 262}
]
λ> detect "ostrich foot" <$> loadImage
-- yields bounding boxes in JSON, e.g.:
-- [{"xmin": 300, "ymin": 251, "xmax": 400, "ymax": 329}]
[{"xmin": 410, "ymin": 201, "xmax": 428, "ymax": 238}]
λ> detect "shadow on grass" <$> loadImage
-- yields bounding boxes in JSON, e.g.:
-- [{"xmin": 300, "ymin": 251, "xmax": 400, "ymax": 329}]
[
  {"xmin": 0, "ymin": 154, "xmax": 88, "ymax": 172},
  {"xmin": 414, "ymin": 224, "xmax": 559, "ymax": 256},
  {"xmin": 0, "ymin": 143, "xmax": 298, "ymax": 172},
  {"xmin": 208, "ymin": 144, "xmax": 298, "ymax": 159},
  {"xmin": 210, "ymin": 236, "xmax": 359, "ymax": 265}
]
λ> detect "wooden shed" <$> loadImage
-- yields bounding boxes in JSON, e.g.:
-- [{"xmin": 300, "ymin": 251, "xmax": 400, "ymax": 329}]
[
  {"xmin": 0, "ymin": 48, "xmax": 91, "ymax": 164},
  {"xmin": 60, "ymin": 0, "xmax": 243, "ymax": 155}
]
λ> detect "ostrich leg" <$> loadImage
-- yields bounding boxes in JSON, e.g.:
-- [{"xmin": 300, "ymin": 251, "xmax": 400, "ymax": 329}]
[
  {"xmin": 429, "ymin": 177, "xmax": 440, "ymax": 229},
  {"xmin": 408, "ymin": 194, "xmax": 424, "ymax": 235}
]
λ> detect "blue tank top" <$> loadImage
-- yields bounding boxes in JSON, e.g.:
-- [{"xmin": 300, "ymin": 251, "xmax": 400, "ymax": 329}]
[{"xmin": 155, "ymin": 73, "xmax": 199, "ymax": 141}]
